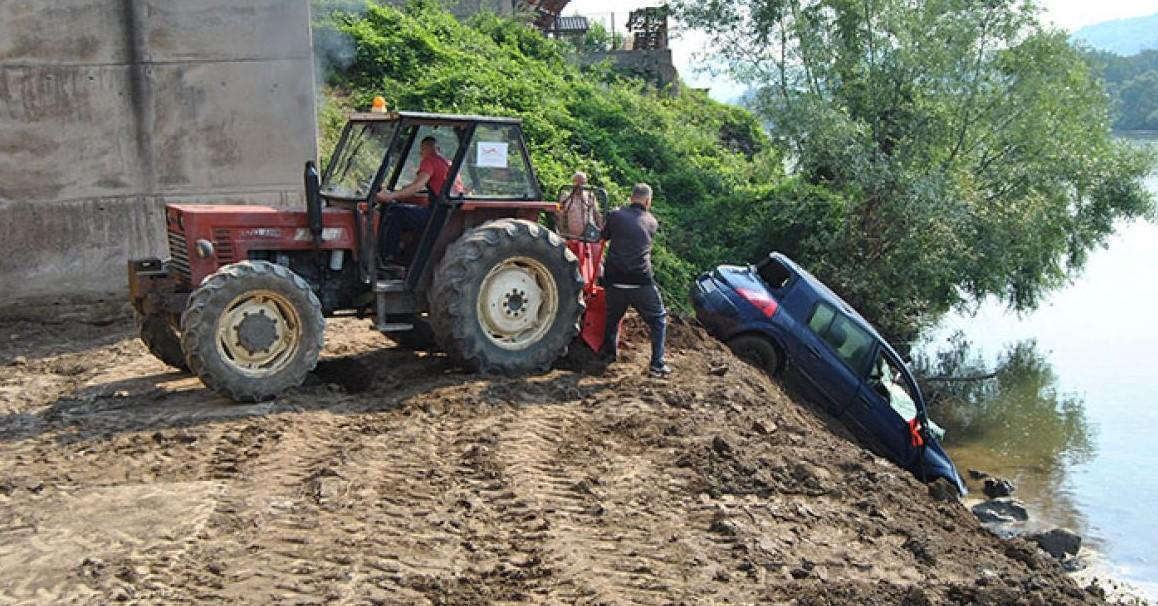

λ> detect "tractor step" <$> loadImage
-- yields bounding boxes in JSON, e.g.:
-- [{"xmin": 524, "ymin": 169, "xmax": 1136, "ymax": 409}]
[
  {"xmin": 375, "ymin": 322, "xmax": 415, "ymax": 333},
  {"xmin": 374, "ymin": 279, "xmax": 407, "ymax": 293}
]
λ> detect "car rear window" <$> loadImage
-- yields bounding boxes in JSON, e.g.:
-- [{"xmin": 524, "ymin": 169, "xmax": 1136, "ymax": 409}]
[
  {"xmin": 807, "ymin": 303, "xmax": 875, "ymax": 375},
  {"xmin": 757, "ymin": 257, "xmax": 792, "ymax": 290}
]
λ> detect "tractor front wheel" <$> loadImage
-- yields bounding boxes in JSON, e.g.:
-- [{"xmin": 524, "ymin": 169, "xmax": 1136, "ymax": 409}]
[
  {"xmin": 181, "ymin": 261, "xmax": 325, "ymax": 402},
  {"xmin": 137, "ymin": 311, "xmax": 188, "ymax": 371},
  {"xmin": 430, "ymin": 219, "xmax": 583, "ymax": 374}
]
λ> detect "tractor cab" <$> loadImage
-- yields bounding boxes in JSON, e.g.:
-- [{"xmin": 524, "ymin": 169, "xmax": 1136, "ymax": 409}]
[
  {"xmin": 129, "ymin": 109, "xmax": 604, "ymax": 402},
  {"xmin": 314, "ymin": 111, "xmax": 548, "ymax": 286}
]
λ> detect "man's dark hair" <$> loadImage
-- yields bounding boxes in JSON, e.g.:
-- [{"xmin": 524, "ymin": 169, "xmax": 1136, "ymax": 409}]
[{"xmin": 420, "ymin": 136, "xmax": 438, "ymax": 147}]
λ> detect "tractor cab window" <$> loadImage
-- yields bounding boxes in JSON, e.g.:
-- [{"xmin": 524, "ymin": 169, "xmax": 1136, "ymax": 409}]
[
  {"xmin": 456, "ymin": 125, "xmax": 537, "ymax": 199},
  {"xmin": 387, "ymin": 125, "xmax": 465, "ymax": 196},
  {"xmin": 322, "ymin": 120, "xmax": 398, "ymax": 200}
]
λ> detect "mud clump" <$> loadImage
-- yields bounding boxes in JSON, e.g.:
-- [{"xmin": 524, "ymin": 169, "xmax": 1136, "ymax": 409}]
[{"xmin": 0, "ymin": 309, "xmax": 1105, "ymax": 604}]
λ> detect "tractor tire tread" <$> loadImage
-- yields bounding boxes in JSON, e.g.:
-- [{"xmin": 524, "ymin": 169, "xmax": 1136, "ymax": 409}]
[
  {"xmin": 429, "ymin": 219, "xmax": 583, "ymax": 374},
  {"xmin": 180, "ymin": 260, "xmax": 325, "ymax": 402},
  {"xmin": 136, "ymin": 311, "xmax": 189, "ymax": 371}
]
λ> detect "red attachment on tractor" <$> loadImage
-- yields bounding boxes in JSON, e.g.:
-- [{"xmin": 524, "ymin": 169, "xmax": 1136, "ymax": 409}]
[{"xmin": 568, "ymin": 239, "xmax": 608, "ymax": 352}]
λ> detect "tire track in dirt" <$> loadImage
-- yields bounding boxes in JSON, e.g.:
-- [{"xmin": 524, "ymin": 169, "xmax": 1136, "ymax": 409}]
[
  {"xmin": 178, "ymin": 413, "xmax": 366, "ymax": 603},
  {"xmin": 0, "ymin": 310, "xmax": 1110, "ymax": 605},
  {"xmin": 335, "ymin": 415, "xmax": 471, "ymax": 603}
]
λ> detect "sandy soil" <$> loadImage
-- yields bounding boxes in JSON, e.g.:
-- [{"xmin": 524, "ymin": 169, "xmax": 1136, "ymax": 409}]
[{"xmin": 0, "ymin": 303, "xmax": 1110, "ymax": 605}]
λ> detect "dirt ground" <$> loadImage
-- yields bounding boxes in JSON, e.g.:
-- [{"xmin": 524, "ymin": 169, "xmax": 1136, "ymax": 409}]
[{"xmin": 0, "ymin": 302, "xmax": 1110, "ymax": 605}]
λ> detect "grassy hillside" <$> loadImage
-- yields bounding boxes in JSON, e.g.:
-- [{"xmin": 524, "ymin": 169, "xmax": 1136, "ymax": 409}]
[{"xmin": 313, "ymin": 1, "xmax": 777, "ymax": 306}]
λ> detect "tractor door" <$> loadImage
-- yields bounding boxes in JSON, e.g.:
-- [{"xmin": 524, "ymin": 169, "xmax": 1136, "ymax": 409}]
[
  {"xmin": 404, "ymin": 121, "xmax": 547, "ymax": 295},
  {"xmin": 377, "ymin": 122, "xmax": 471, "ymax": 276},
  {"xmin": 319, "ymin": 116, "xmax": 403, "ymax": 284}
]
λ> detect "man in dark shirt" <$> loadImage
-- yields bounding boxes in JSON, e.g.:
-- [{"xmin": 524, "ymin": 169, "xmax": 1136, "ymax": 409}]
[
  {"xmin": 599, "ymin": 183, "xmax": 672, "ymax": 377},
  {"xmin": 376, "ymin": 136, "xmax": 449, "ymax": 263}
]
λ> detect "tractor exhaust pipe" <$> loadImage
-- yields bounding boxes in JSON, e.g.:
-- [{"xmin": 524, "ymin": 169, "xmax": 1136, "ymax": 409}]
[{"xmin": 304, "ymin": 160, "xmax": 323, "ymax": 250}]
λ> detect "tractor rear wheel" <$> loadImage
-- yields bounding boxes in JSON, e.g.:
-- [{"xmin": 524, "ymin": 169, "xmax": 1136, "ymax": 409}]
[
  {"xmin": 430, "ymin": 219, "xmax": 583, "ymax": 374},
  {"xmin": 181, "ymin": 261, "xmax": 325, "ymax": 402},
  {"xmin": 137, "ymin": 311, "xmax": 188, "ymax": 371}
]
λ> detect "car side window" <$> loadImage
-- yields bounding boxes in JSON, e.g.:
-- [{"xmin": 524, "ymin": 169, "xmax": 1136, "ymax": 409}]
[
  {"xmin": 807, "ymin": 304, "xmax": 835, "ymax": 333},
  {"xmin": 870, "ymin": 353, "xmax": 917, "ymax": 418},
  {"xmin": 807, "ymin": 303, "xmax": 875, "ymax": 375}
]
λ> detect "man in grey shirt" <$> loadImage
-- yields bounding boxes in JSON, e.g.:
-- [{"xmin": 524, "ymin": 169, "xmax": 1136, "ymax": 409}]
[{"xmin": 599, "ymin": 183, "xmax": 672, "ymax": 377}]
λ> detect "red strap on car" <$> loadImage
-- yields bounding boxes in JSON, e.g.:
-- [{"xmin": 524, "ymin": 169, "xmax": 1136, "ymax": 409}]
[{"xmin": 908, "ymin": 418, "xmax": 925, "ymax": 448}]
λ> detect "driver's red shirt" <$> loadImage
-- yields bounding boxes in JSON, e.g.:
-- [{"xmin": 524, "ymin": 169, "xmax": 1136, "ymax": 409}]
[{"xmin": 418, "ymin": 153, "xmax": 451, "ymax": 206}]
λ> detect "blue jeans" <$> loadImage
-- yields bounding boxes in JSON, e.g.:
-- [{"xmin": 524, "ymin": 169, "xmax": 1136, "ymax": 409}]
[
  {"xmin": 380, "ymin": 203, "xmax": 432, "ymax": 260},
  {"xmin": 601, "ymin": 283, "xmax": 667, "ymax": 368}
]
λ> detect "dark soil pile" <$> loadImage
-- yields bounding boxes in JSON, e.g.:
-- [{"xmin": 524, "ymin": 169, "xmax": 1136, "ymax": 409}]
[{"xmin": 0, "ymin": 304, "xmax": 1106, "ymax": 604}]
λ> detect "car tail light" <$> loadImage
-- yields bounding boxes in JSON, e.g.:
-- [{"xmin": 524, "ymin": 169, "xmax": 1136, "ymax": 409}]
[{"xmin": 736, "ymin": 287, "xmax": 779, "ymax": 317}]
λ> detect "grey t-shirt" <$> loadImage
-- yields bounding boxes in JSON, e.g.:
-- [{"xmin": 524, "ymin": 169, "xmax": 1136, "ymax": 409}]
[{"xmin": 601, "ymin": 203, "xmax": 658, "ymax": 285}]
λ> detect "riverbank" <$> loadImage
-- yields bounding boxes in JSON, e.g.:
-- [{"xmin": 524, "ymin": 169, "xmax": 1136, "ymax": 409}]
[
  {"xmin": 0, "ymin": 303, "xmax": 1108, "ymax": 604},
  {"xmin": 957, "ymin": 479, "xmax": 1156, "ymax": 605}
]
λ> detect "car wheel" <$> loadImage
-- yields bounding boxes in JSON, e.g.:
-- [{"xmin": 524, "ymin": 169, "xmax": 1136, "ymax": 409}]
[{"xmin": 727, "ymin": 334, "xmax": 781, "ymax": 376}]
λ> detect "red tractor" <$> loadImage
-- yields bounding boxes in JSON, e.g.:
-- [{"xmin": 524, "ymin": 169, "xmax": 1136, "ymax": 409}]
[{"xmin": 129, "ymin": 111, "xmax": 610, "ymax": 401}]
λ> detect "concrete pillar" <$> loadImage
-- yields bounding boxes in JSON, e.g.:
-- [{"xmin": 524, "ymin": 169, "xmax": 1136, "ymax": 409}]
[{"xmin": 0, "ymin": 0, "xmax": 317, "ymax": 303}]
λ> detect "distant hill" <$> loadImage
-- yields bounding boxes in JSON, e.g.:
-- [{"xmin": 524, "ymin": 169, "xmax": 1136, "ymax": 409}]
[{"xmin": 1072, "ymin": 13, "xmax": 1158, "ymax": 56}]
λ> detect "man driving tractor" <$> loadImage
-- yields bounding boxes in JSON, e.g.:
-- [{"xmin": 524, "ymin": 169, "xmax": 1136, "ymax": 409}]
[{"xmin": 375, "ymin": 135, "xmax": 450, "ymax": 264}]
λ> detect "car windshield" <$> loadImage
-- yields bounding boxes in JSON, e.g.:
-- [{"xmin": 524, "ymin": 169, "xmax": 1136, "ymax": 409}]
[{"xmin": 322, "ymin": 120, "xmax": 398, "ymax": 199}]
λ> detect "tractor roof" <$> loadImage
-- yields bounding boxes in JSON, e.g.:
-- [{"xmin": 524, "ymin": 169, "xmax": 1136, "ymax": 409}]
[{"xmin": 346, "ymin": 110, "xmax": 523, "ymax": 126}]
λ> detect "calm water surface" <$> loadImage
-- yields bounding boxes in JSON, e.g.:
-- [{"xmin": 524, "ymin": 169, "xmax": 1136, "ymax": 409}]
[{"xmin": 926, "ymin": 135, "xmax": 1158, "ymax": 596}]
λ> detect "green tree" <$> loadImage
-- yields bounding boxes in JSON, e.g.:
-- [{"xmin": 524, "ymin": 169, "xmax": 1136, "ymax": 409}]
[
  {"xmin": 675, "ymin": 0, "xmax": 1155, "ymax": 342},
  {"xmin": 1082, "ymin": 49, "xmax": 1158, "ymax": 130},
  {"xmin": 1116, "ymin": 71, "xmax": 1158, "ymax": 131}
]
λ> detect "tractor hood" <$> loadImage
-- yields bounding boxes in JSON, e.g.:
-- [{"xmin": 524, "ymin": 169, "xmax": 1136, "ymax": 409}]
[{"xmin": 164, "ymin": 204, "xmax": 357, "ymax": 285}]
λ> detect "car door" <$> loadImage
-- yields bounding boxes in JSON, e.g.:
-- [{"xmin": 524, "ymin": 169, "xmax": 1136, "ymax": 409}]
[
  {"xmin": 849, "ymin": 347, "xmax": 924, "ymax": 468},
  {"xmin": 790, "ymin": 302, "xmax": 874, "ymax": 414}
]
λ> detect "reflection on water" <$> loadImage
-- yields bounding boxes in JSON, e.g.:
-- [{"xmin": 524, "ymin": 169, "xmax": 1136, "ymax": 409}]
[
  {"xmin": 916, "ymin": 336, "xmax": 1096, "ymax": 535},
  {"xmin": 917, "ymin": 133, "xmax": 1158, "ymax": 593}
]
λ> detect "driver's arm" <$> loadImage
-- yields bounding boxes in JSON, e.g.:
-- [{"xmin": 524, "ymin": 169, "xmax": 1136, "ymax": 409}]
[{"xmin": 377, "ymin": 171, "xmax": 431, "ymax": 203}]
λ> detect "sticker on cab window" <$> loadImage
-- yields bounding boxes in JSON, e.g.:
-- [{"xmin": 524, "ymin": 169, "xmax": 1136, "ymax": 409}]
[{"xmin": 476, "ymin": 142, "xmax": 509, "ymax": 168}]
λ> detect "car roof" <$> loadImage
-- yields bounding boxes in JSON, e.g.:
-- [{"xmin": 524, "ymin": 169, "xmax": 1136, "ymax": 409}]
[{"xmin": 768, "ymin": 252, "xmax": 899, "ymax": 355}]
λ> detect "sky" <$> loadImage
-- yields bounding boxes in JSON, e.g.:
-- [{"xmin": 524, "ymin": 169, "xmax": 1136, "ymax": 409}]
[{"xmin": 564, "ymin": 0, "xmax": 1158, "ymax": 101}]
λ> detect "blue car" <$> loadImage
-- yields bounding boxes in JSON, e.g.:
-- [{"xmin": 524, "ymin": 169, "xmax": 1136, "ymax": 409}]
[{"xmin": 692, "ymin": 252, "xmax": 967, "ymax": 495}]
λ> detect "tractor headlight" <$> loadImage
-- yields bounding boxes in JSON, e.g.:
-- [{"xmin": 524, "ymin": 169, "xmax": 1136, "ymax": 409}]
[{"xmin": 195, "ymin": 239, "xmax": 215, "ymax": 259}]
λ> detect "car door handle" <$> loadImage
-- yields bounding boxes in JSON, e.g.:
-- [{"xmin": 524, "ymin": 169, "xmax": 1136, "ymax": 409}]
[
  {"xmin": 807, "ymin": 345, "xmax": 821, "ymax": 358},
  {"xmin": 858, "ymin": 394, "xmax": 875, "ymax": 408}
]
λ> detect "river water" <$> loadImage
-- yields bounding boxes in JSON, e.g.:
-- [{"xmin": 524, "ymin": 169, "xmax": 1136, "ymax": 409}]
[{"xmin": 924, "ymin": 134, "xmax": 1158, "ymax": 596}]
